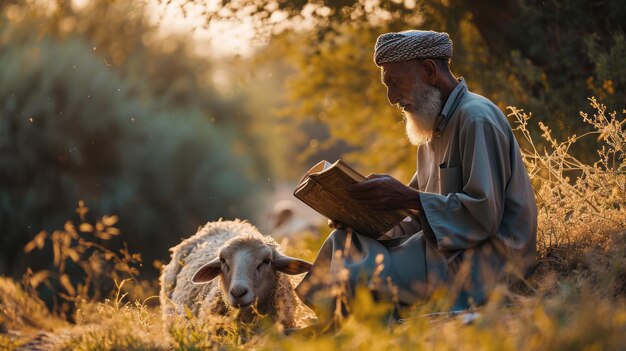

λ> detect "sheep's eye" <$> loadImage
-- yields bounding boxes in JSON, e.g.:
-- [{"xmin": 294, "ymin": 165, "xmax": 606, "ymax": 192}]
[
  {"xmin": 219, "ymin": 258, "xmax": 229, "ymax": 268},
  {"xmin": 257, "ymin": 259, "xmax": 271, "ymax": 272}
]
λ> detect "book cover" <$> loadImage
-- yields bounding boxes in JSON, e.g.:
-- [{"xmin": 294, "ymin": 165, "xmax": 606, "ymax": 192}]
[{"xmin": 293, "ymin": 160, "xmax": 411, "ymax": 239}]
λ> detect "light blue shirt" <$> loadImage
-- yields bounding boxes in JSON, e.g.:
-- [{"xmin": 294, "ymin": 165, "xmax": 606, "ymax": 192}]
[{"xmin": 416, "ymin": 78, "xmax": 537, "ymax": 272}]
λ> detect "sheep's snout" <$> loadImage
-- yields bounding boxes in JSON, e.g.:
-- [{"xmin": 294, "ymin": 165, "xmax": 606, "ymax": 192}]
[
  {"xmin": 229, "ymin": 282, "xmax": 253, "ymax": 306},
  {"xmin": 229, "ymin": 284, "xmax": 248, "ymax": 298}
]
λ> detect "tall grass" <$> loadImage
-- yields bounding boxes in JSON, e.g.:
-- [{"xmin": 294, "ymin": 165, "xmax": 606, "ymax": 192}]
[
  {"xmin": 1, "ymin": 99, "xmax": 625, "ymax": 350},
  {"xmin": 510, "ymin": 99, "xmax": 626, "ymax": 305},
  {"xmin": 512, "ymin": 98, "xmax": 626, "ymax": 254},
  {"xmin": 21, "ymin": 201, "xmax": 142, "ymax": 319}
]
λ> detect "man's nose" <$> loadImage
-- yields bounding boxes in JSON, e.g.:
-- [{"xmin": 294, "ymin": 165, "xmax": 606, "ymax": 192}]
[{"xmin": 387, "ymin": 87, "xmax": 401, "ymax": 106}]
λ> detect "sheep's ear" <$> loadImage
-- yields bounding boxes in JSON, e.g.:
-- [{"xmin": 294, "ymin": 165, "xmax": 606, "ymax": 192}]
[
  {"xmin": 191, "ymin": 258, "xmax": 221, "ymax": 284},
  {"xmin": 272, "ymin": 252, "xmax": 312, "ymax": 275}
]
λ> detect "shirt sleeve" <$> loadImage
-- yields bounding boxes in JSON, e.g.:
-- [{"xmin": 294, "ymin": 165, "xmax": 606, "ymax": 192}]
[{"xmin": 418, "ymin": 117, "xmax": 511, "ymax": 252}]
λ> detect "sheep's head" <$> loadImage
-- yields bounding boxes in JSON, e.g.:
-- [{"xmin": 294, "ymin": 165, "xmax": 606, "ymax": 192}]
[{"xmin": 191, "ymin": 234, "xmax": 311, "ymax": 315}]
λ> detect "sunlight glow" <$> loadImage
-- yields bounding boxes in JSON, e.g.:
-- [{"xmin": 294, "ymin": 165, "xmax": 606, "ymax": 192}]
[{"xmin": 146, "ymin": 0, "xmax": 257, "ymax": 58}]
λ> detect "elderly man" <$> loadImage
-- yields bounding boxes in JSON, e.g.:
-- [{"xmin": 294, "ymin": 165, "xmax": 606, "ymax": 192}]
[{"xmin": 295, "ymin": 30, "xmax": 537, "ymax": 323}]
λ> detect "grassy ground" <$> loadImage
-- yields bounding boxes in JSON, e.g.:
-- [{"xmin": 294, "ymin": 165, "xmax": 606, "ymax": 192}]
[
  {"xmin": 1, "ymin": 232, "xmax": 625, "ymax": 351},
  {"xmin": 1, "ymin": 101, "xmax": 625, "ymax": 350}
]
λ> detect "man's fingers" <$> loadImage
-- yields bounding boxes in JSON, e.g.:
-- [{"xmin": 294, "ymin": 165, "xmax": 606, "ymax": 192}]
[
  {"xmin": 365, "ymin": 173, "xmax": 387, "ymax": 180},
  {"xmin": 327, "ymin": 219, "xmax": 345, "ymax": 229},
  {"xmin": 350, "ymin": 193, "xmax": 382, "ymax": 204},
  {"xmin": 349, "ymin": 178, "xmax": 383, "ymax": 192}
]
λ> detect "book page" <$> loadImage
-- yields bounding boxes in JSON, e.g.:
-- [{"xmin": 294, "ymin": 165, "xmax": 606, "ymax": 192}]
[
  {"xmin": 296, "ymin": 160, "xmax": 330, "ymax": 188},
  {"xmin": 332, "ymin": 160, "xmax": 367, "ymax": 182}
]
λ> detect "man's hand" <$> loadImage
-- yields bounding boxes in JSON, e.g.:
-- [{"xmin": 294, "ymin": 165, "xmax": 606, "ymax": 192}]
[
  {"xmin": 328, "ymin": 220, "xmax": 356, "ymax": 235},
  {"xmin": 327, "ymin": 219, "xmax": 345, "ymax": 229},
  {"xmin": 348, "ymin": 174, "xmax": 422, "ymax": 210}
]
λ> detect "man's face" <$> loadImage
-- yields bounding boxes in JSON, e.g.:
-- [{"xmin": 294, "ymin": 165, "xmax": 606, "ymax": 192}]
[{"xmin": 381, "ymin": 60, "xmax": 442, "ymax": 145}]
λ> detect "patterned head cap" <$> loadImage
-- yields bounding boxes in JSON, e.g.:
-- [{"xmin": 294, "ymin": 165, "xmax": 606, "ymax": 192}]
[{"xmin": 374, "ymin": 30, "xmax": 453, "ymax": 66}]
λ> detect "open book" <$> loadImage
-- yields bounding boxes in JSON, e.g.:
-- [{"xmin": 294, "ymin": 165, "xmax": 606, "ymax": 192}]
[{"xmin": 293, "ymin": 160, "xmax": 412, "ymax": 239}]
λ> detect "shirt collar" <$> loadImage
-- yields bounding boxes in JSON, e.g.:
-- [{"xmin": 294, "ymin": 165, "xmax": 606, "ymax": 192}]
[{"xmin": 434, "ymin": 77, "xmax": 467, "ymax": 136}]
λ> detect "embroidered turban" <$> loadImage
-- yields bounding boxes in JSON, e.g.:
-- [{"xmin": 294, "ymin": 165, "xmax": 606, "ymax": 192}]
[{"xmin": 373, "ymin": 30, "xmax": 453, "ymax": 66}]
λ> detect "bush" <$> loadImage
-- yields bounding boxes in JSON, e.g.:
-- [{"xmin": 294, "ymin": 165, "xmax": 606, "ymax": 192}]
[{"xmin": 0, "ymin": 28, "xmax": 259, "ymax": 279}]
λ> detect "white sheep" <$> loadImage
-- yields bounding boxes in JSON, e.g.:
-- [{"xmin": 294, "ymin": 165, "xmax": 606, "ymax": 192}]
[{"xmin": 159, "ymin": 219, "xmax": 312, "ymax": 328}]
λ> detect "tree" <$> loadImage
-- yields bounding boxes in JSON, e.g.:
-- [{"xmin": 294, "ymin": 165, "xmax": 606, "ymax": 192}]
[
  {"xmin": 0, "ymin": 2, "xmax": 262, "ymax": 277},
  {"xmin": 190, "ymin": 0, "xmax": 626, "ymax": 170}
]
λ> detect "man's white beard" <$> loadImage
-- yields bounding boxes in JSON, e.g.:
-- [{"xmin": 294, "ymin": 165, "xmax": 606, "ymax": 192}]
[{"xmin": 403, "ymin": 78, "xmax": 443, "ymax": 146}]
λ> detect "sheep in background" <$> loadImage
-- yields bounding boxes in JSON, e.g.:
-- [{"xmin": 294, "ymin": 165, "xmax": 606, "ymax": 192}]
[
  {"xmin": 160, "ymin": 219, "xmax": 312, "ymax": 329},
  {"xmin": 267, "ymin": 200, "xmax": 319, "ymax": 238}
]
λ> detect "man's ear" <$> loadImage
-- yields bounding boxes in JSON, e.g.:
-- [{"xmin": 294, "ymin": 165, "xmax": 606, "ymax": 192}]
[
  {"xmin": 191, "ymin": 258, "xmax": 222, "ymax": 284},
  {"xmin": 271, "ymin": 250, "xmax": 312, "ymax": 275},
  {"xmin": 418, "ymin": 59, "xmax": 438, "ymax": 85}
]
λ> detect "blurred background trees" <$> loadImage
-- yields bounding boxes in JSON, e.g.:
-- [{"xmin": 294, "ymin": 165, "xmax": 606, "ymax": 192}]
[
  {"xmin": 0, "ymin": 0, "xmax": 623, "ymax": 292},
  {"xmin": 220, "ymin": 0, "xmax": 625, "ymax": 173},
  {"xmin": 0, "ymin": 0, "xmax": 269, "ymax": 280}
]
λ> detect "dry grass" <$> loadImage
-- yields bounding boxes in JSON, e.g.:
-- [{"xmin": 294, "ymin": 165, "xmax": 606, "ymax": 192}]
[
  {"xmin": 1, "ymin": 99, "xmax": 625, "ymax": 350},
  {"xmin": 0, "ymin": 276, "xmax": 67, "ymax": 349},
  {"xmin": 510, "ymin": 98, "xmax": 626, "ymax": 298}
]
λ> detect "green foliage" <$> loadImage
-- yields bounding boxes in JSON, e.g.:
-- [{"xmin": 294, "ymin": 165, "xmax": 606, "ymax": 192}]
[
  {"xmin": 254, "ymin": 16, "xmax": 490, "ymax": 178},
  {"xmin": 42, "ymin": 0, "xmax": 275, "ymax": 179},
  {"xmin": 272, "ymin": 25, "xmax": 416, "ymax": 178},
  {"xmin": 214, "ymin": 0, "xmax": 625, "ymax": 171},
  {"xmin": 585, "ymin": 32, "xmax": 626, "ymax": 115},
  {"xmin": 0, "ymin": 3, "xmax": 262, "ymax": 279}
]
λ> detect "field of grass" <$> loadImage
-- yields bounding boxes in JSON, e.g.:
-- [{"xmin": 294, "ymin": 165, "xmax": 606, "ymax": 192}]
[{"xmin": 1, "ymin": 100, "xmax": 625, "ymax": 350}]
